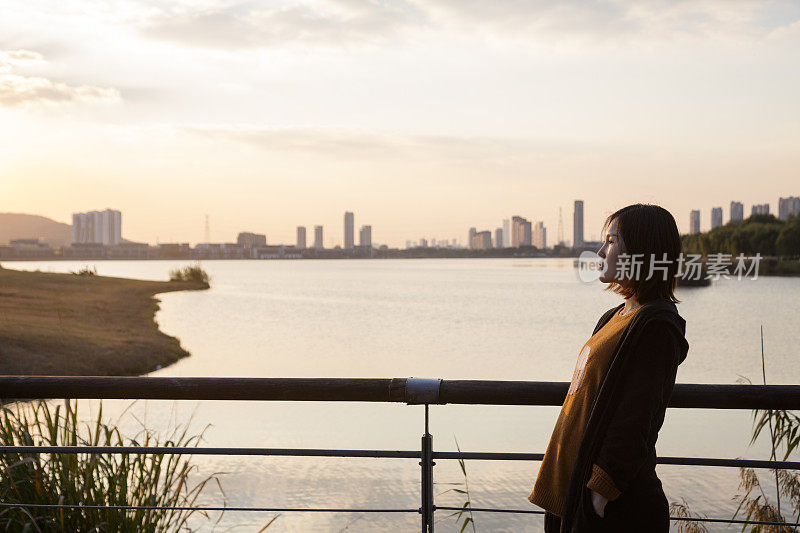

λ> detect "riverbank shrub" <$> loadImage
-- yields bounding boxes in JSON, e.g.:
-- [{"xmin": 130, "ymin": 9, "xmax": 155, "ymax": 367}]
[
  {"xmin": 71, "ymin": 265, "xmax": 98, "ymax": 276},
  {"xmin": 168, "ymin": 264, "xmax": 210, "ymax": 285}
]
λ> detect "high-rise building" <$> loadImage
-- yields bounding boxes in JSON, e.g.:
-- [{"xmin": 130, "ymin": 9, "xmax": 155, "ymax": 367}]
[
  {"xmin": 690, "ymin": 210, "xmax": 700, "ymax": 234},
  {"xmin": 711, "ymin": 207, "xmax": 723, "ymax": 229},
  {"xmin": 533, "ymin": 221, "xmax": 547, "ymax": 249},
  {"xmin": 420, "ymin": 238, "xmax": 428, "ymax": 248},
  {"xmin": 468, "ymin": 227, "xmax": 477, "ymax": 250},
  {"xmin": 751, "ymin": 203, "xmax": 770, "ymax": 215},
  {"xmin": 71, "ymin": 213, "xmax": 88, "ymax": 244},
  {"xmin": 71, "ymin": 209, "xmax": 122, "ymax": 245},
  {"xmin": 344, "ymin": 211, "xmax": 354, "ymax": 249},
  {"xmin": 573, "ymin": 200, "xmax": 584, "ymax": 248},
  {"xmin": 471, "ymin": 231, "xmax": 492, "ymax": 250},
  {"xmin": 314, "ymin": 225, "xmax": 324, "ymax": 250},
  {"xmin": 730, "ymin": 201, "xmax": 744, "ymax": 222},
  {"xmin": 405, "ymin": 240, "xmax": 412, "ymax": 249},
  {"xmin": 495, "ymin": 228, "xmax": 503, "ymax": 249},
  {"xmin": 297, "ymin": 226, "xmax": 307, "ymax": 249},
  {"xmin": 511, "ymin": 216, "xmax": 532, "ymax": 247},
  {"xmin": 359, "ymin": 225, "xmax": 372, "ymax": 247},
  {"xmin": 237, "ymin": 232, "xmax": 266, "ymax": 248},
  {"xmin": 502, "ymin": 219, "xmax": 510, "ymax": 247},
  {"xmin": 779, "ymin": 196, "xmax": 800, "ymax": 221}
]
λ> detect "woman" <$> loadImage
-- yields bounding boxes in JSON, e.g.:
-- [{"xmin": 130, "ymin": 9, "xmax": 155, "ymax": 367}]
[{"xmin": 528, "ymin": 203, "xmax": 690, "ymax": 532}]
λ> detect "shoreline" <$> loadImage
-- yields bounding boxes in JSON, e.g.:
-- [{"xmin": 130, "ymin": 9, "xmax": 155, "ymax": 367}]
[
  {"xmin": 4, "ymin": 255, "xmax": 798, "ymax": 277},
  {"xmin": 0, "ymin": 267, "xmax": 208, "ymax": 376}
]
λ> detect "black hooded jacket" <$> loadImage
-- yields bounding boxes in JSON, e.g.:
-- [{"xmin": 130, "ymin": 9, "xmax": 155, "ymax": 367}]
[{"xmin": 559, "ymin": 297, "xmax": 690, "ymax": 532}]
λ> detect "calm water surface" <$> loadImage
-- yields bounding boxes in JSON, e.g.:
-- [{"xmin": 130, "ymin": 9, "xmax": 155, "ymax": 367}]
[{"xmin": 8, "ymin": 258, "xmax": 800, "ymax": 532}]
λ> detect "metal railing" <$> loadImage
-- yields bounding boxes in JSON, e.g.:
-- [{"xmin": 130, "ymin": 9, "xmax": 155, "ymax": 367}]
[{"xmin": 2, "ymin": 376, "xmax": 800, "ymax": 531}]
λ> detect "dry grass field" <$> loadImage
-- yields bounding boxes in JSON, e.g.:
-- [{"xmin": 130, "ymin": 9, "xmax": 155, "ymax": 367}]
[{"xmin": 0, "ymin": 267, "xmax": 208, "ymax": 375}]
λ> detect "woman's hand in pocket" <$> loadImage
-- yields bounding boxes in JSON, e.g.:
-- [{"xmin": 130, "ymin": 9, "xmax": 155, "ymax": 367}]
[{"xmin": 590, "ymin": 489, "xmax": 608, "ymax": 517}]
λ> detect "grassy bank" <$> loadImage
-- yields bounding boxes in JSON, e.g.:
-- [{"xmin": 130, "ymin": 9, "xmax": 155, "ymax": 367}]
[{"xmin": 0, "ymin": 267, "xmax": 208, "ymax": 375}]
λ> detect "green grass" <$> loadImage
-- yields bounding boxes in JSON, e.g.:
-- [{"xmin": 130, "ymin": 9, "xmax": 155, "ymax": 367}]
[
  {"xmin": 436, "ymin": 436, "xmax": 477, "ymax": 532},
  {"xmin": 0, "ymin": 399, "xmax": 238, "ymax": 532}
]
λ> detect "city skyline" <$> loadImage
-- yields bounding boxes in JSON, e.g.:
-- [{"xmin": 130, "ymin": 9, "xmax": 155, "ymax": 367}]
[
  {"xmin": 11, "ymin": 194, "xmax": 799, "ymax": 250},
  {"xmin": 47, "ymin": 193, "xmax": 800, "ymax": 251}
]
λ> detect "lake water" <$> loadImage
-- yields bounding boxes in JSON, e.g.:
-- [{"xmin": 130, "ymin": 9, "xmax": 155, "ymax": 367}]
[{"xmin": 6, "ymin": 258, "xmax": 800, "ymax": 532}]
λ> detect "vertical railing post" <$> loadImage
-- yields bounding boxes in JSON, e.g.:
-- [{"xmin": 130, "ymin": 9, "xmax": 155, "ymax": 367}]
[{"xmin": 420, "ymin": 404, "xmax": 435, "ymax": 532}]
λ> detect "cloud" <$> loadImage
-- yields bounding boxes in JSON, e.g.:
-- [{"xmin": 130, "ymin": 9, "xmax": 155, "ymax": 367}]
[
  {"xmin": 180, "ymin": 123, "xmax": 592, "ymax": 160},
  {"xmin": 0, "ymin": 49, "xmax": 42, "ymax": 73},
  {"xmin": 142, "ymin": 0, "xmax": 426, "ymax": 49},
  {"xmin": 139, "ymin": 0, "xmax": 800, "ymax": 50},
  {"xmin": 0, "ymin": 49, "xmax": 120, "ymax": 108},
  {"xmin": 1, "ymin": 49, "xmax": 44, "ymax": 62},
  {"xmin": 418, "ymin": 0, "xmax": 800, "ymax": 45}
]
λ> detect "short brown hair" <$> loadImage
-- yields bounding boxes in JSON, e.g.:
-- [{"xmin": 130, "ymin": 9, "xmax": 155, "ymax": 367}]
[{"xmin": 601, "ymin": 203, "xmax": 681, "ymax": 304}]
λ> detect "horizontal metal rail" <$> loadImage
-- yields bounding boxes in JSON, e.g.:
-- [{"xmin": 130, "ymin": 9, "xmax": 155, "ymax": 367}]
[
  {"xmin": 1, "ymin": 503, "xmax": 796, "ymax": 528},
  {"xmin": 433, "ymin": 506, "xmax": 800, "ymax": 527},
  {"xmin": 2, "ymin": 376, "xmax": 800, "ymax": 409},
  {"xmin": 0, "ymin": 446, "xmax": 420, "ymax": 458},
  {"xmin": 2, "ymin": 446, "xmax": 799, "ymax": 470},
  {"xmin": 2, "ymin": 376, "xmax": 800, "ymax": 531},
  {"xmin": 0, "ymin": 503, "xmax": 416, "ymax": 513}
]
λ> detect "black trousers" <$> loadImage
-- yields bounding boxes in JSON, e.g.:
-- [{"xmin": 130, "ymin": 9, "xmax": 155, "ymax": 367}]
[{"xmin": 542, "ymin": 471, "xmax": 669, "ymax": 532}]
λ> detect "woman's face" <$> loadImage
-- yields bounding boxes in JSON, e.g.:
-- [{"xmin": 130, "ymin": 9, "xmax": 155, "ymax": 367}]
[{"xmin": 596, "ymin": 218, "xmax": 626, "ymax": 284}]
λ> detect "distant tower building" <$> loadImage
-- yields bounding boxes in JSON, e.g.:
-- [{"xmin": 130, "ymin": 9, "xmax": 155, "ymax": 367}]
[
  {"xmin": 237, "ymin": 232, "xmax": 266, "ymax": 248},
  {"xmin": 573, "ymin": 200, "xmax": 584, "ymax": 248},
  {"xmin": 71, "ymin": 208, "xmax": 122, "ymax": 245},
  {"xmin": 420, "ymin": 238, "xmax": 428, "ymax": 248},
  {"xmin": 558, "ymin": 207, "xmax": 565, "ymax": 246},
  {"xmin": 730, "ymin": 201, "xmax": 744, "ymax": 222},
  {"xmin": 344, "ymin": 211, "xmax": 355, "ymax": 249},
  {"xmin": 314, "ymin": 225, "xmax": 324, "ymax": 250},
  {"xmin": 751, "ymin": 203, "xmax": 770, "ymax": 215},
  {"xmin": 511, "ymin": 216, "xmax": 532, "ymax": 247},
  {"xmin": 105, "ymin": 210, "xmax": 122, "ymax": 245},
  {"xmin": 533, "ymin": 221, "xmax": 547, "ymax": 249},
  {"xmin": 495, "ymin": 228, "xmax": 503, "ymax": 249},
  {"xmin": 502, "ymin": 219, "xmax": 510, "ymax": 247},
  {"xmin": 711, "ymin": 207, "xmax": 723, "ymax": 229},
  {"xmin": 523, "ymin": 220, "xmax": 532, "ymax": 246},
  {"xmin": 359, "ymin": 225, "xmax": 372, "ymax": 247},
  {"xmin": 297, "ymin": 226, "xmax": 307, "ymax": 249},
  {"xmin": 405, "ymin": 240, "xmax": 412, "ymax": 249},
  {"xmin": 71, "ymin": 213, "xmax": 82, "ymax": 244},
  {"xmin": 468, "ymin": 227, "xmax": 477, "ymax": 250},
  {"xmin": 471, "ymin": 231, "xmax": 492, "ymax": 250},
  {"xmin": 690, "ymin": 210, "xmax": 700, "ymax": 234},
  {"xmin": 778, "ymin": 196, "xmax": 800, "ymax": 221}
]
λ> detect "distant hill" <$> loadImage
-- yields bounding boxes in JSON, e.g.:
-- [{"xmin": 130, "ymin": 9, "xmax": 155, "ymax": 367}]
[{"xmin": 0, "ymin": 213, "xmax": 71, "ymax": 247}]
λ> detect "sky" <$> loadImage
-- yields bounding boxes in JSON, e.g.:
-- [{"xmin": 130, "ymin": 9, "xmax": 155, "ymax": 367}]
[{"xmin": 1, "ymin": 0, "xmax": 799, "ymax": 248}]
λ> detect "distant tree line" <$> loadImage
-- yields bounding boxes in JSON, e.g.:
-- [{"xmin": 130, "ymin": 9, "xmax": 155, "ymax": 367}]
[{"xmin": 682, "ymin": 213, "xmax": 800, "ymax": 258}]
